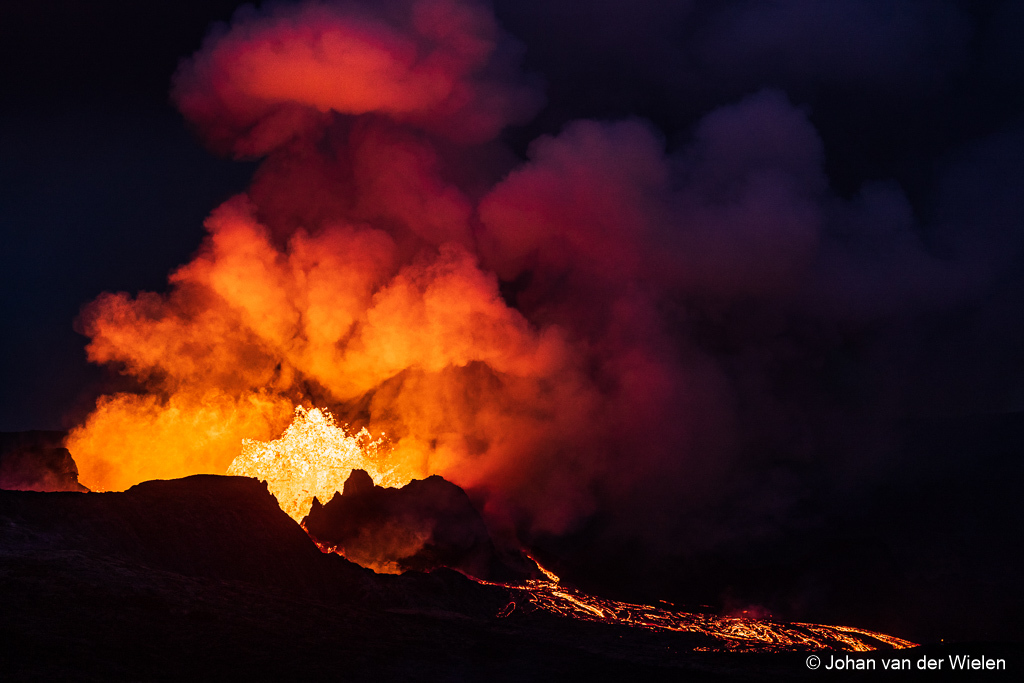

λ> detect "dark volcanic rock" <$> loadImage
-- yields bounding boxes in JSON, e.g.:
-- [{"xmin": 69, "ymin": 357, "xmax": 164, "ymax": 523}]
[
  {"xmin": 303, "ymin": 469, "xmax": 535, "ymax": 582},
  {"xmin": 0, "ymin": 430, "xmax": 87, "ymax": 492},
  {"xmin": 0, "ymin": 474, "xmax": 370, "ymax": 598},
  {"xmin": 2, "ymin": 474, "xmax": 1020, "ymax": 680}
]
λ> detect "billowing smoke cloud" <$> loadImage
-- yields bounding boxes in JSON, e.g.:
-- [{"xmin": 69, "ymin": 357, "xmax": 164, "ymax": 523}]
[
  {"xmin": 67, "ymin": 0, "xmax": 1024, "ymax": 621},
  {"xmin": 71, "ymin": 0, "xmax": 590, "ymax": 535},
  {"xmin": 173, "ymin": 0, "xmax": 541, "ymax": 154}
]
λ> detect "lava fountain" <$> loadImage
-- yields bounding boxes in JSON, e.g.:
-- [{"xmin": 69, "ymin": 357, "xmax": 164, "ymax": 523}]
[{"xmin": 227, "ymin": 406, "xmax": 410, "ymax": 522}]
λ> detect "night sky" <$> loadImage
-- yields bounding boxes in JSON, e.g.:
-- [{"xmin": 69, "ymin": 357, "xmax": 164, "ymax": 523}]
[
  {"xmin": 1, "ymin": 1, "xmax": 256, "ymax": 430},
  {"xmin": 2, "ymin": 0, "xmax": 1024, "ymax": 643}
]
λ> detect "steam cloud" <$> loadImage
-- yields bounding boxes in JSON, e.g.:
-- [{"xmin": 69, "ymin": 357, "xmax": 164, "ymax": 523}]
[{"xmin": 68, "ymin": 0, "xmax": 1024, "ymax": 579}]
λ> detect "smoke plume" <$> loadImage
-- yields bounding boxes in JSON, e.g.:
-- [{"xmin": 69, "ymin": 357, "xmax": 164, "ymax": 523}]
[{"xmin": 67, "ymin": 0, "xmax": 1024, "ymax": 608}]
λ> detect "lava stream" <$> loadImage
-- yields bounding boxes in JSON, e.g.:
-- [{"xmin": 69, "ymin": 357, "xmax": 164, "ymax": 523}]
[{"xmin": 481, "ymin": 556, "xmax": 917, "ymax": 652}]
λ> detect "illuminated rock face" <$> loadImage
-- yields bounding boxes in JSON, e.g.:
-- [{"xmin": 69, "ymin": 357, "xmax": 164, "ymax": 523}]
[{"xmin": 302, "ymin": 469, "xmax": 534, "ymax": 582}]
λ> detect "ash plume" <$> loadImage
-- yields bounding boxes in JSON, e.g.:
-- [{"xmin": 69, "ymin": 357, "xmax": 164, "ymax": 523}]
[{"xmin": 65, "ymin": 0, "xmax": 1024, "ymax": 628}]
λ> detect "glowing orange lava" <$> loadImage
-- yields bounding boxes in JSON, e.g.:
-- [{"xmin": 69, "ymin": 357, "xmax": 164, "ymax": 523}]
[
  {"xmin": 226, "ymin": 406, "xmax": 418, "ymax": 521},
  {"xmin": 485, "ymin": 557, "xmax": 917, "ymax": 652}
]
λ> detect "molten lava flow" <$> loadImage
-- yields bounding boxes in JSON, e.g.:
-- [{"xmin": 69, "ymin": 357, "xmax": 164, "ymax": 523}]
[
  {"xmin": 236, "ymin": 411, "xmax": 917, "ymax": 653},
  {"xmin": 483, "ymin": 557, "xmax": 917, "ymax": 653},
  {"xmin": 226, "ymin": 406, "xmax": 417, "ymax": 521}
]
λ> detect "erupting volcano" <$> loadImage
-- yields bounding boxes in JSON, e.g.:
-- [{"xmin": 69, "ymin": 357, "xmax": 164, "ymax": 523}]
[
  {"xmin": 5, "ymin": 0, "xmax": 1024, "ymax": 677},
  {"xmin": 40, "ymin": 0, "xmax": 995, "ymax": 649}
]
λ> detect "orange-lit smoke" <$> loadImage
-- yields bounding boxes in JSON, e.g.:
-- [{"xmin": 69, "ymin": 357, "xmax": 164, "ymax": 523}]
[
  {"xmin": 70, "ymin": 195, "xmax": 587, "ymax": 519},
  {"xmin": 68, "ymin": 0, "xmax": 736, "ymax": 537},
  {"xmin": 172, "ymin": 0, "xmax": 541, "ymax": 154}
]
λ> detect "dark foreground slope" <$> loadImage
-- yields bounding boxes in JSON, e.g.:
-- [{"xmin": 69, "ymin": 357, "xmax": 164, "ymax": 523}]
[
  {"xmin": 0, "ymin": 475, "xmax": 1019, "ymax": 682},
  {"xmin": 0, "ymin": 475, "xmax": 334, "ymax": 583}
]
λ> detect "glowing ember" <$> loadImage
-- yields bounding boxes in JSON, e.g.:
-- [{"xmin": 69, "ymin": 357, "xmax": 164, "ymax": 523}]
[{"xmin": 227, "ymin": 406, "xmax": 413, "ymax": 521}]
